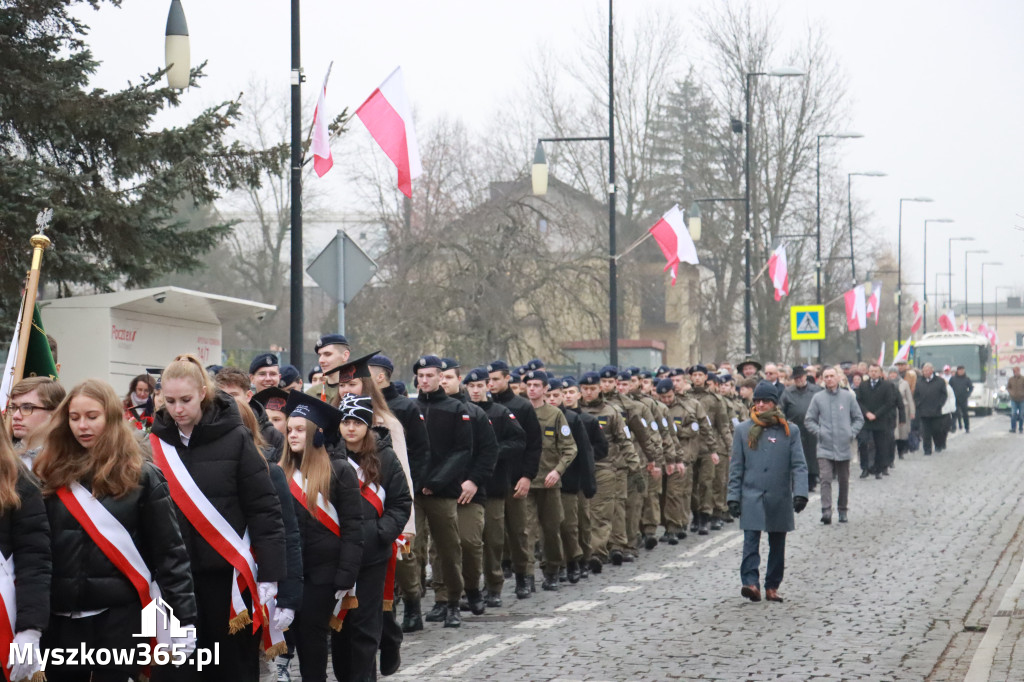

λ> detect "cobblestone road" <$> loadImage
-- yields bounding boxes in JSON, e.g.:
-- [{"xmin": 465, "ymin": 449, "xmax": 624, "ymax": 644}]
[{"xmin": 300, "ymin": 412, "xmax": 1024, "ymax": 681}]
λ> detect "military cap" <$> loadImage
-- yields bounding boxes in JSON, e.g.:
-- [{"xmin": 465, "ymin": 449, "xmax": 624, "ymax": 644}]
[
  {"xmin": 627, "ymin": 366, "xmax": 641, "ymax": 376},
  {"xmin": 527, "ymin": 358, "xmax": 546, "ymax": 371},
  {"xmin": 656, "ymin": 365, "xmax": 672, "ymax": 376},
  {"xmin": 413, "ymin": 355, "xmax": 445, "ymax": 373},
  {"xmin": 324, "ymin": 350, "xmax": 379, "ymax": 383},
  {"xmin": 279, "ymin": 364, "xmax": 301, "ymax": 387},
  {"xmin": 206, "ymin": 364, "xmax": 224, "ymax": 377},
  {"xmin": 338, "ymin": 393, "xmax": 374, "ymax": 427},
  {"xmin": 252, "ymin": 387, "xmax": 289, "ymax": 413},
  {"xmin": 598, "ymin": 365, "xmax": 619, "ymax": 379},
  {"xmin": 669, "ymin": 367, "xmax": 687, "ymax": 377},
  {"xmin": 393, "ymin": 380, "xmax": 408, "ymax": 396},
  {"xmin": 463, "ymin": 367, "xmax": 489, "ymax": 384},
  {"xmin": 441, "ymin": 357, "xmax": 460, "ymax": 370},
  {"xmin": 487, "ymin": 360, "xmax": 510, "ymax": 373},
  {"xmin": 515, "ymin": 364, "xmax": 530, "ymax": 376},
  {"xmin": 561, "ymin": 376, "xmax": 579, "ymax": 390},
  {"xmin": 249, "ymin": 353, "xmax": 279, "ymax": 375},
  {"xmin": 509, "ymin": 373, "xmax": 522, "ymax": 385},
  {"xmin": 689, "ymin": 364, "xmax": 709, "ymax": 375},
  {"xmin": 655, "ymin": 378, "xmax": 675, "ymax": 394},
  {"xmin": 368, "ymin": 354, "xmax": 394, "ymax": 373},
  {"xmin": 717, "ymin": 373, "xmax": 734, "ymax": 383},
  {"xmin": 547, "ymin": 377, "xmax": 562, "ymax": 391},
  {"xmin": 314, "ymin": 334, "xmax": 350, "ymax": 353},
  {"xmin": 524, "ymin": 369, "xmax": 548, "ymax": 384},
  {"xmin": 616, "ymin": 370, "xmax": 632, "ymax": 382},
  {"xmin": 753, "ymin": 381, "xmax": 780, "ymax": 403},
  {"xmin": 579, "ymin": 372, "xmax": 600, "ymax": 386},
  {"xmin": 638, "ymin": 370, "xmax": 653, "ymax": 380},
  {"xmin": 307, "ymin": 365, "xmax": 322, "ymax": 383}
]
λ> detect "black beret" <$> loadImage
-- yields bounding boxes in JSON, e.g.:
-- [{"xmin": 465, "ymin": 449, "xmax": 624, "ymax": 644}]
[
  {"xmin": 441, "ymin": 357, "xmax": 460, "ymax": 370},
  {"xmin": 249, "ymin": 353, "xmax": 279, "ymax": 375},
  {"xmin": 524, "ymin": 370, "xmax": 548, "ymax": 384},
  {"xmin": 616, "ymin": 371, "xmax": 632, "ymax": 381},
  {"xmin": 547, "ymin": 377, "xmax": 562, "ymax": 391},
  {"xmin": 670, "ymin": 367, "xmax": 687, "ymax": 377},
  {"xmin": 689, "ymin": 364, "xmax": 709, "ymax": 375},
  {"xmin": 561, "ymin": 376, "xmax": 579, "ymax": 390},
  {"xmin": 579, "ymin": 372, "xmax": 600, "ymax": 386},
  {"xmin": 487, "ymin": 360, "xmax": 509, "ymax": 373},
  {"xmin": 279, "ymin": 364, "xmax": 301, "ymax": 386},
  {"xmin": 655, "ymin": 379, "xmax": 675, "ymax": 394},
  {"xmin": 463, "ymin": 367, "xmax": 489, "ymax": 384},
  {"xmin": 413, "ymin": 355, "xmax": 444, "ymax": 373},
  {"xmin": 308, "ymin": 365, "xmax": 322, "ymax": 382},
  {"xmin": 717, "ymin": 373, "xmax": 734, "ymax": 383},
  {"xmin": 368, "ymin": 354, "xmax": 394, "ymax": 373},
  {"xmin": 314, "ymin": 334, "xmax": 349, "ymax": 353},
  {"xmin": 599, "ymin": 365, "xmax": 619, "ymax": 379},
  {"xmin": 527, "ymin": 358, "xmax": 546, "ymax": 371},
  {"xmin": 638, "ymin": 370, "xmax": 653, "ymax": 380}
]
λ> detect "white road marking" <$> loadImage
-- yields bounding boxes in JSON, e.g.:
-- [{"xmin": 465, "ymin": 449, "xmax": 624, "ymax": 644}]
[
  {"xmin": 554, "ymin": 600, "xmax": 605, "ymax": 612},
  {"xmin": 676, "ymin": 531, "xmax": 737, "ymax": 558},
  {"xmin": 705, "ymin": 534, "xmax": 745, "ymax": 558},
  {"xmin": 660, "ymin": 560, "xmax": 695, "ymax": 569},
  {"xmin": 443, "ymin": 634, "xmax": 535, "ymax": 677},
  {"xmin": 513, "ymin": 616, "xmax": 567, "ymax": 629},
  {"xmin": 394, "ymin": 634, "xmax": 498, "ymax": 676},
  {"xmin": 630, "ymin": 572, "xmax": 667, "ymax": 582},
  {"xmin": 965, "ymin": 542, "xmax": 1024, "ymax": 681},
  {"xmin": 601, "ymin": 585, "xmax": 641, "ymax": 593}
]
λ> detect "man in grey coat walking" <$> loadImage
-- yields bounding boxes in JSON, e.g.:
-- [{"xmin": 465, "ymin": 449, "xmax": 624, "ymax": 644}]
[
  {"xmin": 804, "ymin": 367, "xmax": 864, "ymax": 525},
  {"xmin": 727, "ymin": 381, "xmax": 808, "ymax": 603}
]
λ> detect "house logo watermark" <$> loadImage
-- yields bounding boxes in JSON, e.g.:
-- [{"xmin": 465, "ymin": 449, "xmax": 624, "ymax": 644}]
[{"xmin": 133, "ymin": 597, "xmax": 196, "ymax": 640}]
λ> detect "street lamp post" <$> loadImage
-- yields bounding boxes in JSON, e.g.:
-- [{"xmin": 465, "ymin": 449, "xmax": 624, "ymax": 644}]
[
  {"xmin": 922, "ymin": 218, "xmax": 954, "ymax": 333},
  {"xmin": 995, "ymin": 285, "xmax": 1015, "ymax": 334},
  {"xmin": 981, "ymin": 261, "xmax": 1003, "ymax": 322},
  {"xmin": 743, "ymin": 67, "xmax": 804, "ymax": 355},
  {"xmin": 947, "ymin": 237, "xmax": 974, "ymax": 311},
  {"xmin": 532, "ymin": 0, "xmax": 617, "ymax": 364},
  {"xmin": 164, "ymin": 1, "xmax": 190, "ymax": 89},
  {"xmin": 815, "ymin": 133, "xmax": 863, "ymax": 304},
  {"xmin": 963, "ymin": 249, "xmax": 988, "ymax": 323},
  {"xmin": 897, "ymin": 197, "xmax": 932, "ymax": 341},
  {"xmin": 847, "ymin": 171, "xmax": 886, "ymax": 361}
]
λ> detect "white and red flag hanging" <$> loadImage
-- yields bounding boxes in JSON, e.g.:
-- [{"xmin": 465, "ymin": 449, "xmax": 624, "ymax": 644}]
[
  {"xmin": 311, "ymin": 70, "xmax": 333, "ymax": 177},
  {"xmin": 894, "ymin": 339, "xmax": 913, "ymax": 363},
  {"xmin": 356, "ymin": 67, "xmax": 423, "ymax": 198},
  {"xmin": 648, "ymin": 204, "xmax": 699, "ymax": 285},
  {"xmin": 767, "ymin": 244, "xmax": 789, "ymax": 301},
  {"xmin": 865, "ymin": 281, "xmax": 882, "ymax": 324},
  {"xmin": 844, "ymin": 285, "xmax": 866, "ymax": 332},
  {"xmin": 910, "ymin": 300, "xmax": 923, "ymax": 336},
  {"xmin": 938, "ymin": 309, "xmax": 957, "ymax": 331},
  {"xmin": 959, "ymin": 319, "xmax": 972, "ymax": 332}
]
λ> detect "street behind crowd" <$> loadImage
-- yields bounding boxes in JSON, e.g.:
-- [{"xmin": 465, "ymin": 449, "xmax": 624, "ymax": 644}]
[{"xmin": 297, "ymin": 413, "xmax": 1024, "ymax": 681}]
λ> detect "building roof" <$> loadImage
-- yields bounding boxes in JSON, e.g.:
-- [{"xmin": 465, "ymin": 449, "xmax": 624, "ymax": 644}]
[{"xmin": 40, "ymin": 286, "xmax": 275, "ymax": 325}]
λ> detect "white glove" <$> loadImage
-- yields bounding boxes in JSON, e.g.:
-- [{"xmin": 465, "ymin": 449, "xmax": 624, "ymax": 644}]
[
  {"xmin": 334, "ymin": 589, "xmax": 345, "ymax": 602},
  {"xmin": 273, "ymin": 607, "xmax": 295, "ymax": 630},
  {"xmin": 8, "ymin": 629, "xmax": 42, "ymax": 681},
  {"xmin": 171, "ymin": 627, "xmax": 197, "ymax": 660},
  {"xmin": 257, "ymin": 581, "xmax": 278, "ymax": 604}
]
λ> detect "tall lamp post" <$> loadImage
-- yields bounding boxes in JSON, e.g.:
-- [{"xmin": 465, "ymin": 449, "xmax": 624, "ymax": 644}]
[
  {"xmin": 847, "ymin": 171, "xmax": 886, "ymax": 360},
  {"xmin": 743, "ymin": 67, "xmax": 804, "ymax": 354},
  {"xmin": 995, "ymin": 285, "xmax": 1015, "ymax": 335},
  {"xmin": 922, "ymin": 218, "xmax": 954, "ymax": 333},
  {"xmin": 947, "ymin": 236, "xmax": 974, "ymax": 311},
  {"xmin": 815, "ymin": 133, "xmax": 863, "ymax": 304},
  {"xmin": 980, "ymin": 261, "xmax": 1002, "ymax": 323},
  {"xmin": 897, "ymin": 197, "xmax": 933, "ymax": 340},
  {"xmin": 963, "ymin": 249, "xmax": 988, "ymax": 323},
  {"xmin": 935, "ymin": 272, "xmax": 951, "ymax": 320},
  {"xmin": 533, "ymin": 0, "xmax": 617, "ymax": 364}
]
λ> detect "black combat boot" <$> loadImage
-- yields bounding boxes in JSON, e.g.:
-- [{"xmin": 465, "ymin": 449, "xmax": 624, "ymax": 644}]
[
  {"xmin": 710, "ymin": 515, "xmax": 724, "ymax": 531},
  {"xmin": 644, "ymin": 534, "xmax": 659, "ymax": 550},
  {"xmin": 401, "ymin": 599, "xmax": 423, "ymax": 633},
  {"xmin": 501, "ymin": 559, "xmax": 513, "ymax": 579},
  {"xmin": 660, "ymin": 531, "xmax": 678, "ymax": 546},
  {"xmin": 424, "ymin": 602, "xmax": 447, "ymax": 623},
  {"xmin": 528, "ymin": 575, "xmax": 536, "ymax": 592},
  {"xmin": 541, "ymin": 574, "xmax": 559, "ymax": 591},
  {"xmin": 514, "ymin": 573, "xmax": 531, "ymax": 599},
  {"xmin": 444, "ymin": 604, "xmax": 462, "ymax": 628},
  {"xmin": 484, "ymin": 589, "xmax": 503, "ymax": 608},
  {"xmin": 588, "ymin": 556, "xmax": 603, "ymax": 574},
  {"xmin": 465, "ymin": 589, "xmax": 486, "ymax": 615},
  {"xmin": 698, "ymin": 513, "xmax": 710, "ymax": 535},
  {"xmin": 610, "ymin": 550, "xmax": 624, "ymax": 566},
  {"xmin": 567, "ymin": 560, "xmax": 581, "ymax": 584}
]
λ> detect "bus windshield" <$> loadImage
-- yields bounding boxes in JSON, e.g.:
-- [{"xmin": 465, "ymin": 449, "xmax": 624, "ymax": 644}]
[{"xmin": 915, "ymin": 344, "xmax": 987, "ymax": 382}]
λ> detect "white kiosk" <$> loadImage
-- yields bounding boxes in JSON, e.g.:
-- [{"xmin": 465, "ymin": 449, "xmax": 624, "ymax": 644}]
[{"xmin": 40, "ymin": 286, "xmax": 275, "ymax": 389}]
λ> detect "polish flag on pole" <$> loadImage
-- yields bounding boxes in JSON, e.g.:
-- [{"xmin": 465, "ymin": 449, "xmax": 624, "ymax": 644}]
[
  {"xmin": 894, "ymin": 338, "xmax": 912, "ymax": 363},
  {"xmin": 311, "ymin": 71, "xmax": 333, "ymax": 178},
  {"xmin": 844, "ymin": 285, "xmax": 866, "ymax": 332},
  {"xmin": 959, "ymin": 319, "xmax": 972, "ymax": 332},
  {"xmin": 878, "ymin": 341, "xmax": 885, "ymax": 367},
  {"xmin": 865, "ymin": 281, "xmax": 882, "ymax": 324},
  {"xmin": 767, "ymin": 244, "xmax": 789, "ymax": 301},
  {"xmin": 648, "ymin": 204, "xmax": 699, "ymax": 285},
  {"xmin": 910, "ymin": 300, "xmax": 923, "ymax": 336},
  {"xmin": 938, "ymin": 309, "xmax": 957, "ymax": 331},
  {"xmin": 356, "ymin": 67, "xmax": 423, "ymax": 198}
]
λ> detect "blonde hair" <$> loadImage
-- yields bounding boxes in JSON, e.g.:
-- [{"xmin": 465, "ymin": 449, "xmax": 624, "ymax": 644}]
[
  {"xmin": 232, "ymin": 397, "xmax": 268, "ymax": 456},
  {"xmin": 35, "ymin": 379, "xmax": 143, "ymax": 498},
  {"xmin": 0, "ymin": 429, "xmax": 23, "ymax": 511},
  {"xmin": 279, "ymin": 418, "xmax": 332, "ymax": 515},
  {"xmin": 162, "ymin": 354, "xmax": 216, "ymax": 411}
]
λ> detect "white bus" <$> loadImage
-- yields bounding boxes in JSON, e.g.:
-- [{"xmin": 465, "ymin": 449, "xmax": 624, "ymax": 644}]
[{"xmin": 913, "ymin": 331, "xmax": 997, "ymax": 415}]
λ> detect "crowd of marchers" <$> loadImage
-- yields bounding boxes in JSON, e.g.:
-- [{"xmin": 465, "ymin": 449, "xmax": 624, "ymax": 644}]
[{"xmin": 0, "ymin": 333, "xmax": 993, "ymax": 681}]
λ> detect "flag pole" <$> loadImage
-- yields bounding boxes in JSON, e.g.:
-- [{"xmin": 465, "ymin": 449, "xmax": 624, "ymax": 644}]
[
  {"xmin": 300, "ymin": 61, "xmax": 334, "ymax": 164},
  {"xmin": 13, "ymin": 214, "xmax": 52, "ymax": 384},
  {"xmin": 614, "ymin": 232, "xmax": 652, "ymax": 262}
]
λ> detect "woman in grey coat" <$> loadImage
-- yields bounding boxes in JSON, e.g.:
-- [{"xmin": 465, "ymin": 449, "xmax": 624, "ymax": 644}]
[{"xmin": 727, "ymin": 381, "xmax": 808, "ymax": 603}]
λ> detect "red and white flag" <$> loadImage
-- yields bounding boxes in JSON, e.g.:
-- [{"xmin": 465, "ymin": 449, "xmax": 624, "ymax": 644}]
[
  {"xmin": 878, "ymin": 341, "xmax": 886, "ymax": 367},
  {"xmin": 311, "ymin": 71, "xmax": 333, "ymax": 177},
  {"xmin": 866, "ymin": 281, "xmax": 882, "ymax": 324},
  {"xmin": 959, "ymin": 319, "xmax": 972, "ymax": 332},
  {"xmin": 978, "ymin": 322, "xmax": 998, "ymax": 347},
  {"xmin": 894, "ymin": 339, "xmax": 912, "ymax": 363},
  {"xmin": 356, "ymin": 67, "xmax": 422, "ymax": 198},
  {"xmin": 648, "ymin": 204, "xmax": 699, "ymax": 285},
  {"xmin": 938, "ymin": 309, "xmax": 957, "ymax": 331},
  {"xmin": 767, "ymin": 244, "xmax": 789, "ymax": 301},
  {"xmin": 844, "ymin": 285, "xmax": 866, "ymax": 332},
  {"xmin": 910, "ymin": 300, "xmax": 923, "ymax": 336}
]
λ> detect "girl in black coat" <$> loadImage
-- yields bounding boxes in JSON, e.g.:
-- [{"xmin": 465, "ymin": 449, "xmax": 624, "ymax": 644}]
[
  {"xmin": 279, "ymin": 391, "xmax": 364, "ymax": 682},
  {"xmin": 35, "ymin": 379, "xmax": 195, "ymax": 682},
  {"xmin": 330, "ymin": 394, "xmax": 412, "ymax": 682}
]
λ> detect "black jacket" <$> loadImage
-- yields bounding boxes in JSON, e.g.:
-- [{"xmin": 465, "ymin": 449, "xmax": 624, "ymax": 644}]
[
  {"xmin": 151, "ymin": 391, "xmax": 286, "ymax": 582},
  {"xmin": 251, "ymin": 399, "xmax": 285, "ymax": 464},
  {"xmin": 478, "ymin": 399, "xmax": 526, "ymax": 497},
  {"xmin": 46, "ymin": 462, "xmax": 196, "ymax": 624},
  {"xmin": 290, "ymin": 452, "xmax": 364, "ymax": 589},
  {"xmin": 949, "ymin": 374, "xmax": 974, "ymax": 406},
  {"xmin": 342, "ymin": 433, "xmax": 412, "ymax": 567},
  {"xmin": 416, "ymin": 388, "xmax": 475, "ymax": 498},
  {"xmin": 453, "ymin": 391, "xmax": 499, "ymax": 504},
  {"xmin": 856, "ymin": 378, "xmax": 900, "ymax": 431},
  {"xmin": 0, "ymin": 471, "xmax": 51, "ymax": 632},
  {"xmin": 560, "ymin": 407, "xmax": 599, "ymax": 498},
  {"xmin": 492, "ymin": 388, "xmax": 542, "ymax": 482},
  {"xmin": 914, "ymin": 374, "xmax": 948, "ymax": 418},
  {"xmin": 383, "ymin": 384, "xmax": 430, "ymax": 489},
  {"xmin": 266, "ymin": 463, "xmax": 303, "ymax": 610}
]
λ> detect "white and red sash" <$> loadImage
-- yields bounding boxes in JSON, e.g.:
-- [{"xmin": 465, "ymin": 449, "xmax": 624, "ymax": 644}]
[
  {"xmin": 348, "ymin": 458, "xmax": 385, "ymax": 518},
  {"xmin": 0, "ymin": 551, "xmax": 15, "ymax": 682},
  {"xmin": 149, "ymin": 434, "xmax": 264, "ymax": 633},
  {"xmin": 288, "ymin": 470, "xmax": 340, "ymax": 536}
]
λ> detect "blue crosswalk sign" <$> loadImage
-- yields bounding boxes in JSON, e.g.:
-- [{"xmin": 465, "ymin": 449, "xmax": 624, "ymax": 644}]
[{"xmin": 790, "ymin": 305, "xmax": 826, "ymax": 340}]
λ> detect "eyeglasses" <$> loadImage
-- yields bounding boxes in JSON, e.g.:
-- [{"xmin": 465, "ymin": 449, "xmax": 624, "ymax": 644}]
[{"xmin": 8, "ymin": 403, "xmax": 51, "ymax": 416}]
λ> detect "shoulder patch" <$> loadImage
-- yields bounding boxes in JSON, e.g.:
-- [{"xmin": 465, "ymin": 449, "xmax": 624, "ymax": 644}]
[
  {"xmin": 641, "ymin": 417, "xmax": 648, "ymax": 428},
  {"xmin": 661, "ymin": 418, "xmax": 669, "ymax": 428},
  {"xmin": 544, "ymin": 428, "xmax": 556, "ymax": 437},
  {"xmin": 462, "ymin": 414, "xmax": 471, "ymax": 421},
  {"xmin": 651, "ymin": 421, "xmax": 659, "ymax": 431},
  {"xmin": 509, "ymin": 413, "xmax": 517, "ymax": 420},
  {"xmin": 691, "ymin": 423, "xmax": 699, "ymax": 431},
  {"xmin": 560, "ymin": 424, "xmax": 571, "ymax": 437},
  {"xmin": 623, "ymin": 425, "xmax": 632, "ymax": 439}
]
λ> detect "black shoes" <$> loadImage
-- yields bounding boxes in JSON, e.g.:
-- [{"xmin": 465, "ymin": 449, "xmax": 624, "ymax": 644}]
[
  {"xmin": 698, "ymin": 513, "xmax": 710, "ymax": 535},
  {"xmin": 676, "ymin": 530, "xmax": 688, "ymax": 541},
  {"xmin": 610, "ymin": 550, "xmax": 624, "ymax": 566},
  {"xmin": 566, "ymin": 560, "xmax": 581, "ymax": 584},
  {"xmin": 588, "ymin": 556, "xmax": 604, "ymax": 574},
  {"xmin": 541, "ymin": 575, "xmax": 559, "ymax": 591},
  {"xmin": 821, "ymin": 512, "xmax": 832, "ymax": 525},
  {"xmin": 444, "ymin": 604, "xmax": 461, "ymax": 628},
  {"xmin": 875, "ymin": 473, "xmax": 882, "ymax": 480},
  {"xmin": 484, "ymin": 590, "xmax": 503, "ymax": 608},
  {"xmin": 838, "ymin": 511, "xmax": 848, "ymax": 523},
  {"xmin": 710, "ymin": 517, "xmax": 724, "ymax": 531},
  {"xmin": 465, "ymin": 590, "xmax": 485, "ymax": 615},
  {"xmin": 401, "ymin": 600, "xmax": 423, "ymax": 633},
  {"xmin": 690, "ymin": 519, "xmax": 700, "ymax": 533},
  {"xmin": 380, "ymin": 642, "xmax": 401, "ymax": 676},
  {"xmin": 644, "ymin": 534, "xmax": 659, "ymax": 550},
  {"xmin": 859, "ymin": 470, "xmax": 870, "ymax": 478},
  {"xmin": 501, "ymin": 559, "xmax": 513, "ymax": 579},
  {"xmin": 621, "ymin": 554, "xmax": 635, "ymax": 563},
  {"xmin": 424, "ymin": 602, "xmax": 447, "ymax": 623},
  {"xmin": 514, "ymin": 574, "xmax": 531, "ymax": 599},
  {"xmin": 660, "ymin": 532, "xmax": 679, "ymax": 546}
]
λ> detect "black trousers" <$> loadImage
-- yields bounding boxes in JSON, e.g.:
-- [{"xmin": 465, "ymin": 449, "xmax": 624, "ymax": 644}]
[
  {"xmin": 379, "ymin": 607, "xmax": 402, "ymax": 657},
  {"xmin": 920, "ymin": 416, "xmax": 948, "ymax": 453},
  {"xmin": 42, "ymin": 604, "xmax": 140, "ymax": 682},
  {"xmin": 863, "ymin": 429, "xmax": 893, "ymax": 473},
  {"xmin": 955, "ymin": 404, "xmax": 971, "ymax": 432},
  {"xmin": 292, "ymin": 582, "xmax": 337, "ymax": 682},
  {"xmin": 331, "ymin": 560, "xmax": 388, "ymax": 682},
  {"xmin": 152, "ymin": 570, "xmax": 262, "ymax": 682}
]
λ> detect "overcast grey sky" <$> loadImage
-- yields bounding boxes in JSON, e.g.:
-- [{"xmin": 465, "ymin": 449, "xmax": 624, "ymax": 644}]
[{"xmin": 75, "ymin": 0, "xmax": 1024, "ymax": 309}]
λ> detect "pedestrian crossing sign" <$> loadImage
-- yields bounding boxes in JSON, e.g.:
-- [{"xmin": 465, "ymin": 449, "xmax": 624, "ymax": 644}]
[{"xmin": 790, "ymin": 305, "xmax": 826, "ymax": 340}]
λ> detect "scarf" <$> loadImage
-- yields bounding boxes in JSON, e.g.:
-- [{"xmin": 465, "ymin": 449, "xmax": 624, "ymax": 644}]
[{"xmin": 748, "ymin": 406, "xmax": 790, "ymax": 449}]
